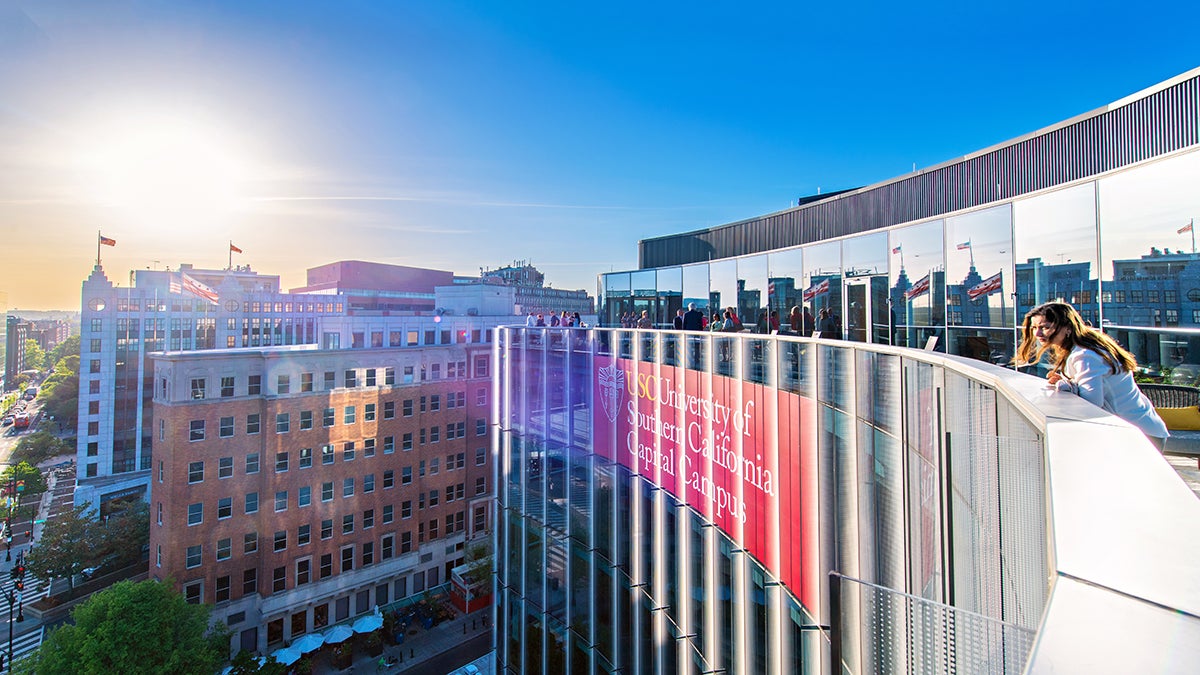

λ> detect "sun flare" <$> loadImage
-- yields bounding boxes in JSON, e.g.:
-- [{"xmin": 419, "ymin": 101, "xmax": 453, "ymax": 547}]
[{"xmin": 76, "ymin": 114, "xmax": 251, "ymax": 228}]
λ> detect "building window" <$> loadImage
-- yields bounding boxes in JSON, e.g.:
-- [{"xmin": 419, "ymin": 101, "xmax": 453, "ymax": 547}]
[
  {"xmin": 476, "ymin": 418, "xmax": 486, "ymax": 436},
  {"xmin": 186, "ymin": 545, "xmax": 202, "ymax": 568},
  {"xmin": 384, "ymin": 436, "xmax": 395, "ymax": 454},
  {"xmin": 363, "ymin": 509, "xmax": 375, "ymax": 529},
  {"xmin": 385, "ymin": 367, "xmax": 395, "ymax": 385},
  {"xmin": 321, "ymin": 519, "xmax": 333, "ymax": 540},
  {"xmin": 299, "ymin": 447, "xmax": 313, "ymax": 469},
  {"xmin": 296, "ymin": 559, "xmax": 311, "ymax": 586},
  {"xmin": 276, "ymin": 413, "xmax": 290, "ymax": 434},
  {"xmin": 300, "ymin": 410, "xmax": 313, "ymax": 430},
  {"xmin": 219, "ymin": 416, "xmax": 234, "ymax": 438},
  {"xmin": 383, "ymin": 504, "xmax": 394, "ymax": 524},
  {"xmin": 298, "ymin": 523, "xmax": 311, "ymax": 546},
  {"xmin": 246, "ymin": 414, "xmax": 260, "ymax": 435},
  {"xmin": 244, "ymin": 532, "xmax": 258, "ymax": 554},
  {"xmin": 218, "ymin": 497, "xmax": 232, "ymax": 520},
  {"xmin": 342, "ymin": 514, "xmax": 354, "ymax": 534},
  {"xmin": 322, "ymin": 482, "xmax": 334, "ymax": 502},
  {"xmin": 476, "ymin": 447, "xmax": 487, "ymax": 466},
  {"xmin": 341, "ymin": 546, "xmax": 354, "ymax": 572},
  {"xmin": 403, "ymin": 399, "xmax": 413, "ymax": 417},
  {"xmin": 322, "ymin": 444, "xmax": 334, "ymax": 465},
  {"xmin": 184, "ymin": 580, "xmax": 202, "ymax": 604},
  {"xmin": 274, "ymin": 530, "xmax": 287, "ymax": 553},
  {"xmin": 476, "ymin": 387, "xmax": 488, "ymax": 406},
  {"xmin": 382, "ymin": 534, "xmax": 394, "ymax": 560},
  {"xmin": 299, "ymin": 486, "xmax": 311, "ymax": 507},
  {"xmin": 400, "ymin": 532, "xmax": 412, "ymax": 554},
  {"xmin": 243, "ymin": 568, "xmax": 257, "ymax": 594},
  {"xmin": 344, "ymin": 370, "xmax": 357, "ymax": 388},
  {"xmin": 275, "ymin": 491, "xmax": 288, "ymax": 512},
  {"xmin": 383, "ymin": 401, "xmax": 395, "ymax": 419},
  {"xmin": 364, "ymin": 474, "xmax": 375, "ymax": 493},
  {"xmin": 245, "ymin": 492, "xmax": 259, "ymax": 514},
  {"xmin": 215, "ymin": 575, "xmax": 231, "ymax": 602},
  {"xmin": 273, "ymin": 566, "xmax": 286, "ymax": 592},
  {"xmin": 343, "ymin": 441, "xmax": 356, "ymax": 462},
  {"xmin": 189, "ymin": 420, "xmax": 205, "ymax": 442},
  {"xmin": 324, "ymin": 371, "xmax": 336, "ymax": 390},
  {"xmin": 364, "ymin": 438, "xmax": 376, "ymax": 457},
  {"xmin": 476, "ymin": 476, "xmax": 486, "ymax": 495},
  {"xmin": 275, "ymin": 451, "xmax": 289, "ymax": 473},
  {"xmin": 217, "ymin": 538, "xmax": 231, "ymax": 561},
  {"xmin": 343, "ymin": 477, "xmax": 355, "ymax": 498},
  {"xmin": 401, "ymin": 501, "xmax": 412, "ymax": 519},
  {"xmin": 401, "ymin": 467, "xmax": 412, "ymax": 485},
  {"xmin": 403, "ymin": 433, "xmax": 413, "ymax": 451},
  {"xmin": 366, "ymin": 368, "xmax": 377, "ymax": 386},
  {"xmin": 320, "ymin": 554, "xmax": 332, "ymax": 579},
  {"xmin": 191, "ymin": 378, "xmax": 206, "ymax": 400},
  {"xmin": 344, "ymin": 406, "xmax": 356, "ymax": 424},
  {"xmin": 277, "ymin": 375, "xmax": 290, "ymax": 395},
  {"xmin": 364, "ymin": 403, "xmax": 376, "ymax": 422},
  {"xmin": 219, "ymin": 457, "xmax": 233, "ymax": 478},
  {"xmin": 248, "ymin": 375, "xmax": 261, "ymax": 395},
  {"xmin": 187, "ymin": 503, "xmax": 203, "ymax": 526},
  {"xmin": 384, "ymin": 470, "xmax": 395, "ymax": 489},
  {"xmin": 188, "ymin": 461, "xmax": 204, "ymax": 484},
  {"xmin": 323, "ymin": 408, "xmax": 335, "ymax": 427},
  {"xmin": 300, "ymin": 372, "xmax": 314, "ymax": 392},
  {"xmin": 246, "ymin": 453, "xmax": 260, "ymax": 474},
  {"xmin": 362, "ymin": 542, "xmax": 374, "ymax": 566}
]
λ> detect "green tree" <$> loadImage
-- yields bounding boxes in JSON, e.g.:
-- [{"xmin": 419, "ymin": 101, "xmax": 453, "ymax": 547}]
[
  {"xmin": 227, "ymin": 650, "xmax": 286, "ymax": 675},
  {"xmin": 23, "ymin": 505, "xmax": 99, "ymax": 595},
  {"xmin": 14, "ymin": 580, "xmax": 230, "ymax": 675},
  {"xmin": 22, "ymin": 339, "xmax": 46, "ymax": 372},
  {"xmin": 10, "ymin": 431, "xmax": 70, "ymax": 466},
  {"xmin": 46, "ymin": 335, "xmax": 80, "ymax": 369},
  {"xmin": 39, "ymin": 354, "xmax": 79, "ymax": 428},
  {"xmin": 0, "ymin": 462, "xmax": 47, "ymax": 496},
  {"xmin": 97, "ymin": 500, "xmax": 150, "ymax": 567}
]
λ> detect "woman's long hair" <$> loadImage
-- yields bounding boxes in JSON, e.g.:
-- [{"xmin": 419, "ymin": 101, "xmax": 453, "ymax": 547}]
[{"xmin": 1013, "ymin": 302, "xmax": 1137, "ymax": 375}]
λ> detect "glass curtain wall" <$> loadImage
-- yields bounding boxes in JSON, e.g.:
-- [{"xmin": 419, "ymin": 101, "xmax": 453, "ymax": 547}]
[
  {"xmin": 737, "ymin": 255, "xmax": 770, "ymax": 331},
  {"xmin": 803, "ymin": 242, "xmax": 842, "ymax": 339},
  {"xmin": 657, "ymin": 267, "xmax": 683, "ymax": 328},
  {"xmin": 945, "ymin": 205, "xmax": 1014, "ymax": 363},
  {"xmin": 842, "ymin": 233, "xmax": 888, "ymax": 344},
  {"xmin": 769, "ymin": 248, "xmax": 805, "ymax": 334},
  {"xmin": 889, "ymin": 220, "xmax": 945, "ymax": 350}
]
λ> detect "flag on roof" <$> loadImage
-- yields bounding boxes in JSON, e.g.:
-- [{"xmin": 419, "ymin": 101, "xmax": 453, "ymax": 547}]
[
  {"xmin": 181, "ymin": 272, "xmax": 219, "ymax": 305},
  {"xmin": 956, "ymin": 241, "xmax": 971, "ymax": 250},
  {"xmin": 99, "ymin": 234, "xmax": 116, "ymax": 246},
  {"xmin": 905, "ymin": 274, "xmax": 931, "ymax": 300},
  {"xmin": 966, "ymin": 272, "xmax": 1003, "ymax": 300},
  {"xmin": 1179, "ymin": 222, "xmax": 1193, "ymax": 234},
  {"xmin": 230, "ymin": 242, "xmax": 243, "ymax": 253},
  {"xmin": 892, "ymin": 245, "xmax": 902, "ymax": 254},
  {"xmin": 802, "ymin": 279, "xmax": 829, "ymax": 302}
]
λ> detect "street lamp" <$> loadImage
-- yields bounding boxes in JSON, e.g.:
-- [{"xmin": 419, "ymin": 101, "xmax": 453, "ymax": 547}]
[{"xmin": 4, "ymin": 562, "xmax": 26, "ymax": 673}]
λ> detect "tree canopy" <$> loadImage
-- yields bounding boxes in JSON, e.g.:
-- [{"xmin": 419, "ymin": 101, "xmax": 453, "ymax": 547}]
[
  {"xmin": 22, "ymin": 339, "xmax": 46, "ymax": 372},
  {"xmin": 0, "ymin": 461, "xmax": 47, "ymax": 496},
  {"xmin": 10, "ymin": 431, "xmax": 71, "ymax": 466},
  {"xmin": 15, "ymin": 580, "xmax": 229, "ymax": 675},
  {"xmin": 24, "ymin": 501, "xmax": 150, "ymax": 592}
]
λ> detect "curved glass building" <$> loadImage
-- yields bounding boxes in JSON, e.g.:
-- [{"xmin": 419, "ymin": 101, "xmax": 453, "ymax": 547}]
[
  {"xmin": 599, "ymin": 69, "xmax": 1200, "ymax": 373},
  {"xmin": 495, "ymin": 69, "xmax": 1200, "ymax": 675}
]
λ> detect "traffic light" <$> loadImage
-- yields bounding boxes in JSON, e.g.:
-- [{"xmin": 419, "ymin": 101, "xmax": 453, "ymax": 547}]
[
  {"xmin": 14, "ymin": 563, "xmax": 24, "ymax": 577},
  {"xmin": 14, "ymin": 580, "xmax": 22, "ymax": 591}
]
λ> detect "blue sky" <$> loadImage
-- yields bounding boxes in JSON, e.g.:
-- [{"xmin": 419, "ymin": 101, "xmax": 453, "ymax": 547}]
[{"xmin": 1, "ymin": 0, "xmax": 1198, "ymax": 309}]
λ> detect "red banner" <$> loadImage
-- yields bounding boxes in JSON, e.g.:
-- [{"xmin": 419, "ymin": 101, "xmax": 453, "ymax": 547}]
[{"xmin": 592, "ymin": 355, "xmax": 819, "ymax": 609}]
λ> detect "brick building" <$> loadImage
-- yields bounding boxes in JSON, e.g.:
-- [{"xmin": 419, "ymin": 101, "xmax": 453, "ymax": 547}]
[{"xmin": 149, "ymin": 343, "xmax": 494, "ymax": 653}]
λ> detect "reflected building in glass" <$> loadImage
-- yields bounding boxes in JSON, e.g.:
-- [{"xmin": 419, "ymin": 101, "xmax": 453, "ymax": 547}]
[{"xmin": 597, "ymin": 69, "xmax": 1200, "ymax": 377}]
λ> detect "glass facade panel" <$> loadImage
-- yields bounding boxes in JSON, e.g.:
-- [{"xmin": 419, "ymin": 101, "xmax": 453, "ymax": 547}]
[
  {"xmin": 1013, "ymin": 182, "xmax": 1099, "ymax": 323},
  {"xmin": 769, "ymin": 247, "xmax": 804, "ymax": 328},
  {"xmin": 681, "ymin": 263, "xmax": 711, "ymax": 315},
  {"xmin": 803, "ymin": 241, "xmax": 842, "ymax": 339},
  {"xmin": 736, "ymin": 254, "xmax": 769, "ymax": 329}
]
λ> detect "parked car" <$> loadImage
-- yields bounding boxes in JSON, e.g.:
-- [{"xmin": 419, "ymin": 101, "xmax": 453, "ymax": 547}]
[{"xmin": 1, "ymin": 416, "xmax": 12, "ymax": 426}]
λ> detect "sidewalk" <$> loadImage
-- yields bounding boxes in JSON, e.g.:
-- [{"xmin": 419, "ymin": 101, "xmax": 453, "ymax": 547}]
[{"xmin": 336, "ymin": 607, "xmax": 492, "ymax": 674}]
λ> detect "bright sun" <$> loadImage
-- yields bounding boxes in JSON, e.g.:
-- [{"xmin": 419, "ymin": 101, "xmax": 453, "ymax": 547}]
[{"xmin": 78, "ymin": 114, "xmax": 250, "ymax": 229}]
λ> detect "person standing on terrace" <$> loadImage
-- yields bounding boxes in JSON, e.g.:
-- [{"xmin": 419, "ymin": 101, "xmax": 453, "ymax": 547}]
[{"xmin": 1014, "ymin": 301, "xmax": 1168, "ymax": 450}]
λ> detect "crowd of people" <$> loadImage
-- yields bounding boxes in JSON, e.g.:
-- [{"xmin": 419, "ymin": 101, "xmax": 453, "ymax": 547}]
[
  {"xmin": 525, "ymin": 310, "xmax": 585, "ymax": 327},
  {"xmin": 618, "ymin": 303, "xmax": 830, "ymax": 337}
]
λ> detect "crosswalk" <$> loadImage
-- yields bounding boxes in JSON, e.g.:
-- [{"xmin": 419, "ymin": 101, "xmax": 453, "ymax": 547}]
[
  {"xmin": 0, "ymin": 576, "xmax": 49, "ymax": 619},
  {"xmin": 3, "ymin": 626, "xmax": 45, "ymax": 666}
]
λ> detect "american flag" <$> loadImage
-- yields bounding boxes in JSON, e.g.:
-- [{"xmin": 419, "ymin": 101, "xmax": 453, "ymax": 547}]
[
  {"xmin": 802, "ymin": 279, "xmax": 829, "ymax": 302},
  {"xmin": 1179, "ymin": 222, "xmax": 1193, "ymax": 234},
  {"xmin": 956, "ymin": 241, "xmax": 971, "ymax": 251},
  {"xmin": 181, "ymin": 272, "xmax": 219, "ymax": 305},
  {"xmin": 99, "ymin": 234, "xmax": 116, "ymax": 246},
  {"xmin": 966, "ymin": 272, "xmax": 1003, "ymax": 300},
  {"xmin": 905, "ymin": 274, "xmax": 931, "ymax": 300},
  {"xmin": 892, "ymin": 245, "xmax": 902, "ymax": 254}
]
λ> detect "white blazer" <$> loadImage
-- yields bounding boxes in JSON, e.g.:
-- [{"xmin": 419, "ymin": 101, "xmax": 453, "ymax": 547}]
[{"xmin": 1054, "ymin": 345, "xmax": 1168, "ymax": 440}]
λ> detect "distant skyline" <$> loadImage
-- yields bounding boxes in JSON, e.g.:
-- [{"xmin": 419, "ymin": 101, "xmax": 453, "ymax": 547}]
[{"xmin": 2, "ymin": 1, "xmax": 1198, "ymax": 310}]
